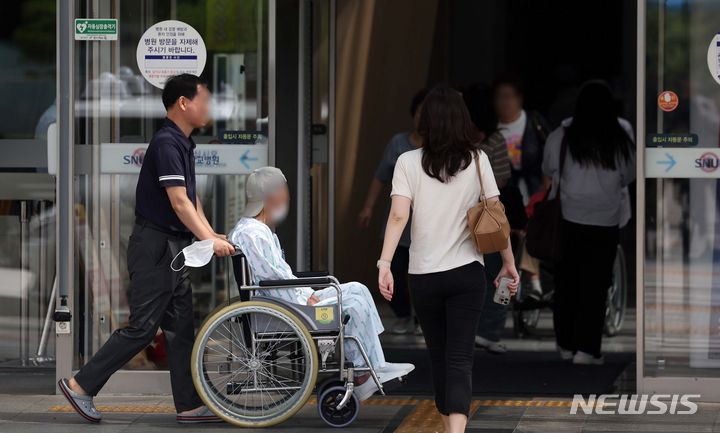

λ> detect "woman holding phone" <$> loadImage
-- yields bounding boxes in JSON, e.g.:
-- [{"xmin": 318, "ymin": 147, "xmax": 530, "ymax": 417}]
[{"xmin": 378, "ymin": 85, "xmax": 520, "ymax": 433}]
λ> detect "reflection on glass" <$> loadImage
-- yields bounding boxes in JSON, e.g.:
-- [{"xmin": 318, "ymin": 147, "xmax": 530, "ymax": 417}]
[{"xmin": 73, "ymin": 0, "xmax": 268, "ymax": 371}]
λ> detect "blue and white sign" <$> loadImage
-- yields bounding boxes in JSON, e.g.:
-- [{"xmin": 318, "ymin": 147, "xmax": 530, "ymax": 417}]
[
  {"xmin": 646, "ymin": 147, "xmax": 720, "ymax": 178},
  {"xmin": 100, "ymin": 143, "xmax": 268, "ymax": 174},
  {"xmin": 136, "ymin": 20, "xmax": 207, "ymax": 89}
]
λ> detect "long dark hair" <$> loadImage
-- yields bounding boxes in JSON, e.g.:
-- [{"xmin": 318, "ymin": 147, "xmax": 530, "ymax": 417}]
[
  {"xmin": 565, "ymin": 80, "xmax": 633, "ymax": 169},
  {"xmin": 418, "ymin": 85, "xmax": 481, "ymax": 182}
]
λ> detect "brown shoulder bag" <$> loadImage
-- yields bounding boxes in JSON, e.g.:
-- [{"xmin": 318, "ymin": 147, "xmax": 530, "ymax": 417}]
[{"xmin": 467, "ymin": 151, "xmax": 510, "ymax": 253}]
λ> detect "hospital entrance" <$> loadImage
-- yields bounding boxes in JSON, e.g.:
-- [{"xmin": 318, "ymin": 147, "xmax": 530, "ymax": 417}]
[{"xmin": 1, "ymin": 0, "xmax": 720, "ymax": 406}]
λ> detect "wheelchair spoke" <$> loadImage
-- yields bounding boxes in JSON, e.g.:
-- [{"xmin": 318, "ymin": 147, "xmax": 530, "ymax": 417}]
[
  {"xmin": 269, "ymin": 363, "xmax": 307, "ymax": 377},
  {"xmin": 214, "ymin": 324, "xmax": 254, "ymax": 360}
]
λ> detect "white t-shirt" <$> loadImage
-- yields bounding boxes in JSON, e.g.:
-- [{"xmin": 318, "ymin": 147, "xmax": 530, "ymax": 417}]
[
  {"xmin": 498, "ymin": 109, "xmax": 527, "ymax": 171},
  {"xmin": 391, "ymin": 148, "xmax": 500, "ymax": 274}
]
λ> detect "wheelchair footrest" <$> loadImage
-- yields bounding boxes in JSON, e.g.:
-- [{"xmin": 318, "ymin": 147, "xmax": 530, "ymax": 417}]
[{"xmin": 379, "ymin": 376, "xmax": 407, "ymax": 394}]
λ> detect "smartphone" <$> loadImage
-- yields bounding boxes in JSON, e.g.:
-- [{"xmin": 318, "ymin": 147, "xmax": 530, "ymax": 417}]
[{"xmin": 493, "ymin": 277, "xmax": 512, "ymax": 305}]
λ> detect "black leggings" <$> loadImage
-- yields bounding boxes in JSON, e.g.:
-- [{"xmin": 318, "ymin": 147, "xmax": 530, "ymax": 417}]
[
  {"xmin": 389, "ymin": 246, "xmax": 412, "ymax": 318},
  {"xmin": 409, "ymin": 261, "xmax": 486, "ymax": 416}
]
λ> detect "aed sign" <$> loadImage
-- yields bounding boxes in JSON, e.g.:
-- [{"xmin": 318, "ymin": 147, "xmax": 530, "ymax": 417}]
[{"xmin": 74, "ymin": 18, "xmax": 118, "ymax": 41}]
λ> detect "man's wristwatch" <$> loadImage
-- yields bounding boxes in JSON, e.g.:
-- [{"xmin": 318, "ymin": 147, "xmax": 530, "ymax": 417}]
[{"xmin": 376, "ymin": 259, "xmax": 392, "ymax": 269}]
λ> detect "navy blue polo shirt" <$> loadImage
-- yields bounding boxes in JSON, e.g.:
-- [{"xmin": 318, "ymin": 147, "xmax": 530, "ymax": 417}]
[{"xmin": 135, "ymin": 118, "xmax": 196, "ymax": 232}]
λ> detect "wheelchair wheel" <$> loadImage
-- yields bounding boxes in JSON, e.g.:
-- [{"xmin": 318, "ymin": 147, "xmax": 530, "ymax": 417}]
[
  {"xmin": 191, "ymin": 301, "xmax": 319, "ymax": 427},
  {"xmin": 318, "ymin": 385, "xmax": 360, "ymax": 428},
  {"xmin": 604, "ymin": 245, "xmax": 627, "ymax": 336}
]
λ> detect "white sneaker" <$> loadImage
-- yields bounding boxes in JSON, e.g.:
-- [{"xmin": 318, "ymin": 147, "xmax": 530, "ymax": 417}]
[
  {"xmin": 353, "ymin": 377, "xmax": 379, "ymax": 401},
  {"xmin": 557, "ymin": 345, "xmax": 574, "ymax": 361},
  {"xmin": 475, "ymin": 336, "xmax": 507, "ymax": 354},
  {"xmin": 572, "ymin": 351, "xmax": 604, "ymax": 365},
  {"xmin": 390, "ymin": 317, "xmax": 414, "ymax": 334}
]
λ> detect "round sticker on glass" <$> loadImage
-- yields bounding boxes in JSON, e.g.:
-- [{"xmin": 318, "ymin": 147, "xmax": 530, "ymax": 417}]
[
  {"xmin": 707, "ymin": 33, "xmax": 720, "ymax": 85},
  {"xmin": 658, "ymin": 91, "xmax": 679, "ymax": 112},
  {"xmin": 136, "ymin": 20, "xmax": 207, "ymax": 89}
]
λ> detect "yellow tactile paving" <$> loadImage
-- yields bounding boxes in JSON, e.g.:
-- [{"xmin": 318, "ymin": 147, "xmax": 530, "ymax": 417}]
[
  {"xmin": 48, "ymin": 398, "xmax": 575, "ymax": 414},
  {"xmin": 475, "ymin": 399, "xmax": 574, "ymax": 408},
  {"xmin": 49, "ymin": 405, "xmax": 177, "ymax": 413}
]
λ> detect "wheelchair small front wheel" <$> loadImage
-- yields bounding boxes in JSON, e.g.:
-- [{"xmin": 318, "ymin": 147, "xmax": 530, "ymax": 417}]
[
  {"xmin": 192, "ymin": 301, "xmax": 319, "ymax": 427},
  {"xmin": 316, "ymin": 377, "xmax": 344, "ymax": 399},
  {"xmin": 318, "ymin": 385, "xmax": 360, "ymax": 428}
]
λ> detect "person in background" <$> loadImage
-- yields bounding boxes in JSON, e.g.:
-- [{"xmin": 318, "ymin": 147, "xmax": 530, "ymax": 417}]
[
  {"xmin": 542, "ymin": 80, "xmax": 635, "ymax": 365},
  {"xmin": 379, "ymin": 86, "xmax": 519, "ymax": 433},
  {"xmin": 494, "ymin": 76, "xmax": 550, "ymax": 301},
  {"xmin": 493, "ymin": 76, "xmax": 550, "ymax": 198},
  {"xmin": 462, "ymin": 83, "xmax": 512, "ymax": 189},
  {"xmin": 358, "ymin": 88, "xmax": 427, "ymax": 335},
  {"xmin": 462, "ymin": 83, "xmax": 514, "ymax": 353}
]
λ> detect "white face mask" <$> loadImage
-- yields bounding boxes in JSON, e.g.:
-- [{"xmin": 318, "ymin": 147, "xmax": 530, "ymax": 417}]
[
  {"xmin": 170, "ymin": 239, "xmax": 215, "ymax": 271},
  {"xmin": 270, "ymin": 203, "xmax": 289, "ymax": 224}
]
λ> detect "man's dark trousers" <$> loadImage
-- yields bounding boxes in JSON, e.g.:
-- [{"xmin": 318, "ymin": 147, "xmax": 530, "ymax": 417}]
[{"xmin": 74, "ymin": 221, "xmax": 203, "ymax": 412}]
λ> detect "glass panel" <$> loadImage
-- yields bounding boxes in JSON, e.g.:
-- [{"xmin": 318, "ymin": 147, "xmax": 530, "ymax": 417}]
[
  {"xmin": 0, "ymin": 0, "xmax": 57, "ymax": 380},
  {"xmin": 644, "ymin": 0, "xmax": 720, "ymax": 377},
  {"xmin": 72, "ymin": 0, "xmax": 269, "ymax": 371}
]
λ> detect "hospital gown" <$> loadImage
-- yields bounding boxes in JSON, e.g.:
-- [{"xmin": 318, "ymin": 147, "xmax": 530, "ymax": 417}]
[{"xmin": 228, "ymin": 217, "xmax": 386, "ymax": 369}]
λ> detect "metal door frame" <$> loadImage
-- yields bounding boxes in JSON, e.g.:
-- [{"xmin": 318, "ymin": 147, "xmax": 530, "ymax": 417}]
[{"xmin": 295, "ymin": 0, "xmax": 336, "ymax": 273}]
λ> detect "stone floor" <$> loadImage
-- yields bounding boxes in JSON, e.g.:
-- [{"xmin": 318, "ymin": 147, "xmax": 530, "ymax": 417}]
[{"xmin": 2, "ymin": 393, "xmax": 720, "ymax": 433}]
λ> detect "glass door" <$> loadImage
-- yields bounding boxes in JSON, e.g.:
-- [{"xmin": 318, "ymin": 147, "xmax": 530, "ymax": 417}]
[
  {"xmin": 69, "ymin": 0, "xmax": 271, "ymax": 392},
  {"xmin": 640, "ymin": 0, "xmax": 720, "ymax": 398},
  {"xmin": 0, "ymin": 1, "xmax": 57, "ymax": 392}
]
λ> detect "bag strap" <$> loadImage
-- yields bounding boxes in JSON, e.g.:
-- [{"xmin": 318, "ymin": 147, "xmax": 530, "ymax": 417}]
[{"xmin": 474, "ymin": 150, "xmax": 486, "ymax": 202}]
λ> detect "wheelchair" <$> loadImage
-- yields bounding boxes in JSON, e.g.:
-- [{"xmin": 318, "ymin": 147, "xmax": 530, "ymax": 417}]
[{"xmin": 190, "ymin": 250, "xmax": 388, "ymax": 428}]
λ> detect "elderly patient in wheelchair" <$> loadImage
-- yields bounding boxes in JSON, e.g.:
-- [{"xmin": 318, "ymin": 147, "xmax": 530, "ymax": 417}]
[{"xmin": 228, "ymin": 166, "xmax": 415, "ymax": 401}]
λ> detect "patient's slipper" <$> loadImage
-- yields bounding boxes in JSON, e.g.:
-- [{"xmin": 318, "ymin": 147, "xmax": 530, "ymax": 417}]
[
  {"xmin": 377, "ymin": 362, "xmax": 415, "ymax": 379},
  {"xmin": 354, "ymin": 377, "xmax": 379, "ymax": 401}
]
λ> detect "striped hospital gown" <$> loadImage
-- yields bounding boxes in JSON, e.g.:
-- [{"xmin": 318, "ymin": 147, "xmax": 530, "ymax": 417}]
[{"xmin": 228, "ymin": 217, "xmax": 386, "ymax": 369}]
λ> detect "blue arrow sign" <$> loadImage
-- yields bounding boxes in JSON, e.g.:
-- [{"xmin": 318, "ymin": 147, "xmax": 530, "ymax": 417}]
[
  {"xmin": 656, "ymin": 152, "xmax": 676, "ymax": 172},
  {"xmin": 240, "ymin": 150, "xmax": 259, "ymax": 170}
]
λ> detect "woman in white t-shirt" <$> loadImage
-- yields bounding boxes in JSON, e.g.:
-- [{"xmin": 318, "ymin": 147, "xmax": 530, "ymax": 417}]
[{"xmin": 378, "ymin": 86, "xmax": 520, "ymax": 433}]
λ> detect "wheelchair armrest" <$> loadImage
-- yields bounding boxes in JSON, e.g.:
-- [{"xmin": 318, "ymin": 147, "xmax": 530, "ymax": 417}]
[
  {"xmin": 258, "ymin": 276, "xmax": 332, "ymax": 286},
  {"xmin": 294, "ymin": 271, "xmax": 329, "ymax": 278}
]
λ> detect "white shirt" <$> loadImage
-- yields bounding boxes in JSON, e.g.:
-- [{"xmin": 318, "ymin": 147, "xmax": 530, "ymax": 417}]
[
  {"xmin": 542, "ymin": 117, "xmax": 636, "ymax": 227},
  {"xmin": 228, "ymin": 217, "xmax": 314, "ymax": 304},
  {"xmin": 391, "ymin": 148, "xmax": 500, "ymax": 274},
  {"xmin": 498, "ymin": 109, "xmax": 527, "ymax": 170}
]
